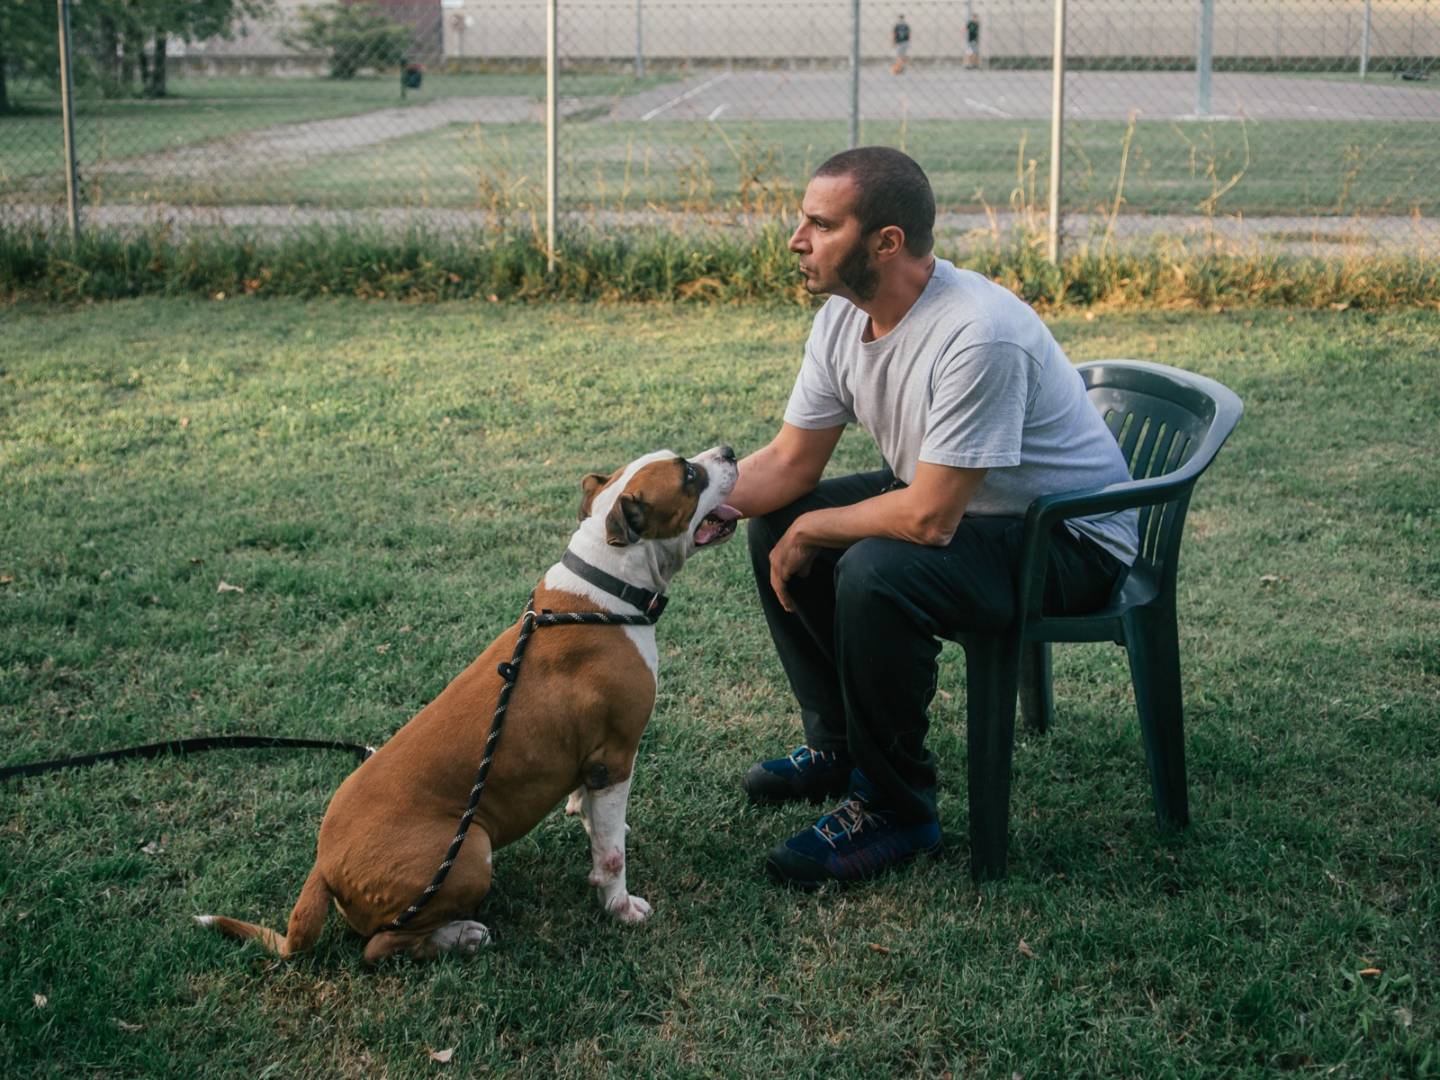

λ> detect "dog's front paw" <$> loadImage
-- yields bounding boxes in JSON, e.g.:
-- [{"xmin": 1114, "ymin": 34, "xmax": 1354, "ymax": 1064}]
[{"xmin": 607, "ymin": 893, "xmax": 653, "ymax": 924}]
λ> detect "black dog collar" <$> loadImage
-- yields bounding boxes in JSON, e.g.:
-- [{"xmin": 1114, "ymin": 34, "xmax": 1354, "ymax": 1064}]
[{"xmin": 561, "ymin": 550, "xmax": 668, "ymax": 621}]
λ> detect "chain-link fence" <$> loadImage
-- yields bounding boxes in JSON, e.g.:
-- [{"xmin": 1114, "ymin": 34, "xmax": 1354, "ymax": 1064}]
[{"xmin": 3, "ymin": 1, "xmax": 1438, "ymax": 254}]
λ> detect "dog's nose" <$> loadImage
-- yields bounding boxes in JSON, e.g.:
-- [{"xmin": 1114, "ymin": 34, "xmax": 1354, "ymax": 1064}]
[{"xmin": 719, "ymin": 445, "xmax": 736, "ymax": 463}]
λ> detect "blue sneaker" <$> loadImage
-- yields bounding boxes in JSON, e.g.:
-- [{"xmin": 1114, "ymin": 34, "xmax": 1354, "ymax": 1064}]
[
  {"xmin": 765, "ymin": 770, "xmax": 941, "ymax": 888},
  {"xmin": 742, "ymin": 745, "xmax": 852, "ymax": 805}
]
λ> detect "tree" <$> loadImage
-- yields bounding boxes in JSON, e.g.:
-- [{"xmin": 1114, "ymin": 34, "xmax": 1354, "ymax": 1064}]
[
  {"xmin": 60, "ymin": 0, "xmax": 273, "ymax": 99},
  {"xmin": 0, "ymin": 0, "xmax": 60, "ymax": 112},
  {"xmin": 284, "ymin": 3, "xmax": 412, "ymax": 80}
]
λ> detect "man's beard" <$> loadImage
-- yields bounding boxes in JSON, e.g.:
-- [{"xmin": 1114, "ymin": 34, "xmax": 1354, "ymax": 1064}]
[{"xmin": 835, "ymin": 234, "xmax": 880, "ymax": 302}]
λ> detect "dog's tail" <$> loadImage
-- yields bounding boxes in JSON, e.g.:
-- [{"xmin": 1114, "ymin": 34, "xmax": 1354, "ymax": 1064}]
[{"xmin": 195, "ymin": 864, "xmax": 332, "ymax": 958}]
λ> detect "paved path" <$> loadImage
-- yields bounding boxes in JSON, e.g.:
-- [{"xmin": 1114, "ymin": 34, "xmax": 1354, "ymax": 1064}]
[
  {"xmin": 90, "ymin": 94, "xmax": 597, "ymax": 178},
  {"xmin": 616, "ymin": 68, "xmax": 1440, "ymax": 123}
]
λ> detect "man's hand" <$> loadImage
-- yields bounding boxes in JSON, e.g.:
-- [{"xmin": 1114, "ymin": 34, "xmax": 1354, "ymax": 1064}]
[
  {"xmin": 769, "ymin": 521, "xmax": 821, "ymax": 613},
  {"xmin": 763, "ymin": 464, "xmax": 989, "ymax": 611}
]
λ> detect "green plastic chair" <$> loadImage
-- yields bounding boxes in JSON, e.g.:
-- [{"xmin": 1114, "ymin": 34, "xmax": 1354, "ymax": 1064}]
[{"xmin": 949, "ymin": 359, "xmax": 1244, "ymax": 881}]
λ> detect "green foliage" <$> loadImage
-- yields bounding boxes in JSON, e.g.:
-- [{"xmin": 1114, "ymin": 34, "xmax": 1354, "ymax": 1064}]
[
  {"xmin": 66, "ymin": 0, "xmax": 272, "ymax": 99},
  {"xmin": 3, "ymin": 223, "xmax": 1439, "ymax": 312},
  {"xmin": 0, "ymin": 0, "xmax": 60, "ymax": 107},
  {"xmin": 285, "ymin": 3, "xmax": 414, "ymax": 80}
]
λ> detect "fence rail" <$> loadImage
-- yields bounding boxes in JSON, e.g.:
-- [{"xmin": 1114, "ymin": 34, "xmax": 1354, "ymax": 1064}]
[{"xmin": 3, "ymin": 1, "xmax": 1437, "ymax": 257}]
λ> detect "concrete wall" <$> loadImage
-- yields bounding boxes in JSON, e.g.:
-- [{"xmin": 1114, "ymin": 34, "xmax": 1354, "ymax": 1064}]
[{"xmin": 183, "ymin": 1, "xmax": 1438, "ymax": 65}]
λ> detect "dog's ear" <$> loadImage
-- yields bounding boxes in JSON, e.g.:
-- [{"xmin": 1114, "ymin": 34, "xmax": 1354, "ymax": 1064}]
[
  {"xmin": 604, "ymin": 493, "xmax": 648, "ymax": 546},
  {"xmin": 578, "ymin": 471, "xmax": 612, "ymax": 520}
]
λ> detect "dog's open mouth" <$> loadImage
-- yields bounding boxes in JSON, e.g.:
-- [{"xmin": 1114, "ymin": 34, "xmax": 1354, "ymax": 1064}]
[{"xmin": 694, "ymin": 504, "xmax": 742, "ymax": 547}]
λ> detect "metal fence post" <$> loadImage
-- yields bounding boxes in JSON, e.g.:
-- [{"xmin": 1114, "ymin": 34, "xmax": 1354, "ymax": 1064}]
[
  {"xmin": 1360, "ymin": 0, "xmax": 1372, "ymax": 79},
  {"xmin": 1197, "ymin": 0, "xmax": 1214, "ymax": 116},
  {"xmin": 1047, "ymin": 0, "xmax": 1066, "ymax": 264},
  {"xmin": 56, "ymin": 0, "xmax": 81, "ymax": 239},
  {"xmin": 546, "ymin": 0, "xmax": 558, "ymax": 275},
  {"xmin": 849, "ymin": 0, "xmax": 860, "ymax": 149},
  {"xmin": 635, "ymin": 0, "xmax": 644, "ymax": 78}
]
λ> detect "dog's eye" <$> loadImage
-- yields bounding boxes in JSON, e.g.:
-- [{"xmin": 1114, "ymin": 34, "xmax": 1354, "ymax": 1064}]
[{"xmin": 684, "ymin": 463, "xmax": 696, "ymax": 484}]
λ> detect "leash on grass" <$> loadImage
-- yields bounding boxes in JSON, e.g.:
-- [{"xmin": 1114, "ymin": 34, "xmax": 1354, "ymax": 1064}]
[
  {"xmin": 0, "ymin": 567, "xmax": 665, "ymax": 932},
  {"xmin": 379, "ymin": 590, "xmax": 662, "ymax": 932},
  {"xmin": 0, "ymin": 734, "xmax": 376, "ymax": 783}
]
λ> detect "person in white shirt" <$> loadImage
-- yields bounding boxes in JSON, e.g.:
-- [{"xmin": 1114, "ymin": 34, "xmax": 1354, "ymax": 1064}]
[{"xmin": 726, "ymin": 147, "xmax": 1137, "ymax": 888}]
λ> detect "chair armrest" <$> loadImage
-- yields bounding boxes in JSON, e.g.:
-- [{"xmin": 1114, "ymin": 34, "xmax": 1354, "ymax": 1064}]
[{"xmin": 1012, "ymin": 471, "xmax": 1201, "ymax": 625}]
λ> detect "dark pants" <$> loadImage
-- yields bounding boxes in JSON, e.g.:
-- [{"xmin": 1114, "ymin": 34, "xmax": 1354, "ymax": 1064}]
[{"xmin": 747, "ymin": 468, "xmax": 1124, "ymax": 824}]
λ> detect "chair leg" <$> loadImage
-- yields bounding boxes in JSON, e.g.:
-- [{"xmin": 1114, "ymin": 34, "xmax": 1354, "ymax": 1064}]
[
  {"xmin": 1123, "ymin": 603, "xmax": 1190, "ymax": 831},
  {"xmin": 961, "ymin": 633, "xmax": 1021, "ymax": 882},
  {"xmin": 1018, "ymin": 641, "xmax": 1054, "ymax": 734}
]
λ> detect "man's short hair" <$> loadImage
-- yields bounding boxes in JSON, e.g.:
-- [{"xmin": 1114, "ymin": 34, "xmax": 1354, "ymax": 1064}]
[{"xmin": 814, "ymin": 147, "xmax": 935, "ymax": 257}]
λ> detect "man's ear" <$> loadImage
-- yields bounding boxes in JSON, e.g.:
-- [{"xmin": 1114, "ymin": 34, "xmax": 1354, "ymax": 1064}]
[
  {"xmin": 873, "ymin": 224, "xmax": 906, "ymax": 261},
  {"xmin": 604, "ymin": 493, "xmax": 648, "ymax": 546},
  {"xmin": 578, "ymin": 471, "xmax": 612, "ymax": 520}
]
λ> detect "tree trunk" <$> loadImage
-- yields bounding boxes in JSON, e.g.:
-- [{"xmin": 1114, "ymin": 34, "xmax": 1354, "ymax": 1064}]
[
  {"xmin": 146, "ymin": 34, "xmax": 167, "ymax": 97},
  {"xmin": 0, "ymin": 56, "xmax": 9, "ymax": 114},
  {"xmin": 99, "ymin": 15, "xmax": 121, "ymax": 95},
  {"xmin": 123, "ymin": 23, "xmax": 144, "ymax": 93}
]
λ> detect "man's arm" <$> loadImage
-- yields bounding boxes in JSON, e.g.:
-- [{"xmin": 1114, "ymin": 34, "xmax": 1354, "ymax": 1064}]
[
  {"xmin": 793, "ymin": 461, "xmax": 985, "ymax": 549},
  {"xmin": 727, "ymin": 422, "xmax": 845, "ymax": 520},
  {"xmin": 767, "ymin": 461, "xmax": 987, "ymax": 612}
]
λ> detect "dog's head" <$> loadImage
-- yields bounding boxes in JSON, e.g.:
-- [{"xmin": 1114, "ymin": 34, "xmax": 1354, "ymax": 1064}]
[{"xmin": 578, "ymin": 446, "xmax": 741, "ymax": 562}]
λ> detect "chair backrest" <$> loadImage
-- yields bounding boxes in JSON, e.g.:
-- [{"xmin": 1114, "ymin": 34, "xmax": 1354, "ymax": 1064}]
[{"xmin": 1078, "ymin": 360, "xmax": 1243, "ymax": 589}]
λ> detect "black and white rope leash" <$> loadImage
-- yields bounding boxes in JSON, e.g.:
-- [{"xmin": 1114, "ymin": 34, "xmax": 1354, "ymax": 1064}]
[{"xmin": 378, "ymin": 591, "xmax": 661, "ymax": 932}]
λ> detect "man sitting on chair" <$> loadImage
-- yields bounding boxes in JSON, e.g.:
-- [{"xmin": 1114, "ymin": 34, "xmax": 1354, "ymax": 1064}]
[{"xmin": 725, "ymin": 146, "xmax": 1138, "ymax": 888}]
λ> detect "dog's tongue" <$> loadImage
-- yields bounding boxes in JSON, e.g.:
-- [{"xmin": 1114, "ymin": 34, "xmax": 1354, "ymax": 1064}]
[{"xmin": 694, "ymin": 504, "xmax": 742, "ymax": 546}]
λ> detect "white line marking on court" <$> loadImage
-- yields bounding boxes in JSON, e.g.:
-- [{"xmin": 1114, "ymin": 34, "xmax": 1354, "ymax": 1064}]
[
  {"xmin": 964, "ymin": 98, "xmax": 1011, "ymax": 118},
  {"xmin": 642, "ymin": 72, "xmax": 733, "ymax": 122},
  {"xmin": 707, "ymin": 103, "xmax": 728, "ymax": 121}
]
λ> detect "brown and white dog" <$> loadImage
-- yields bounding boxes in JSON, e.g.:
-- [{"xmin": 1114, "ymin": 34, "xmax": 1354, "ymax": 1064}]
[{"xmin": 197, "ymin": 446, "xmax": 740, "ymax": 963}]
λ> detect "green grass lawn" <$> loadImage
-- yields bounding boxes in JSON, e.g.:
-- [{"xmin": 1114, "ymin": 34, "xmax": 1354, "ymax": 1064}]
[
  {"xmin": 31, "ymin": 115, "xmax": 1433, "ymax": 219},
  {"xmin": 1, "ymin": 300, "xmax": 1436, "ymax": 1077}
]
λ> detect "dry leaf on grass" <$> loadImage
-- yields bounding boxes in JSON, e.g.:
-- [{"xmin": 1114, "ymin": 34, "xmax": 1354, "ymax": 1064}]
[
  {"xmin": 429, "ymin": 1048, "xmax": 455, "ymax": 1064},
  {"xmin": 33, "ymin": 993, "xmax": 48, "ymax": 1008},
  {"xmin": 866, "ymin": 943, "xmax": 891, "ymax": 955},
  {"xmin": 217, "ymin": 581, "xmax": 244, "ymax": 594},
  {"xmin": 1018, "ymin": 939, "xmax": 1037, "ymax": 959}
]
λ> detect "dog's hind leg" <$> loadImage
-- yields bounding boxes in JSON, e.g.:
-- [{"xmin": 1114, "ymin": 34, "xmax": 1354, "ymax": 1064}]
[
  {"xmin": 565, "ymin": 787, "xmax": 589, "ymax": 832},
  {"xmin": 362, "ymin": 920, "xmax": 493, "ymax": 964},
  {"xmin": 363, "ymin": 829, "xmax": 496, "ymax": 964}
]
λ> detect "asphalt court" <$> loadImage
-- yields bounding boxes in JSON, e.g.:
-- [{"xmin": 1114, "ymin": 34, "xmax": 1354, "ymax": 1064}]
[{"xmin": 614, "ymin": 68, "xmax": 1440, "ymax": 124}]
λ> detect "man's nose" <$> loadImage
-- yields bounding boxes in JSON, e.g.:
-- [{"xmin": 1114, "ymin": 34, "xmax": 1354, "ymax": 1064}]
[{"xmin": 788, "ymin": 225, "xmax": 807, "ymax": 253}]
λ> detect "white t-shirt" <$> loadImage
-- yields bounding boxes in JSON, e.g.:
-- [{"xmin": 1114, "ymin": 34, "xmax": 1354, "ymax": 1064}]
[{"xmin": 785, "ymin": 259, "xmax": 1139, "ymax": 564}]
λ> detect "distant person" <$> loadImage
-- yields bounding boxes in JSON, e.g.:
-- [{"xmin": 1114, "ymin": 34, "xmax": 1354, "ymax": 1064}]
[
  {"xmin": 892, "ymin": 15, "xmax": 911, "ymax": 75},
  {"xmin": 965, "ymin": 14, "xmax": 981, "ymax": 69}
]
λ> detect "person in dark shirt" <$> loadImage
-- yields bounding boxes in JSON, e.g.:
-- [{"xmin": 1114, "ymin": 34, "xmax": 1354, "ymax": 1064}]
[
  {"xmin": 965, "ymin": 13, "xmax": 981, "ymax": 69},
  {"xmin": 892, "ymin": 15, "xmax": 911, "ymax": 75}
]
